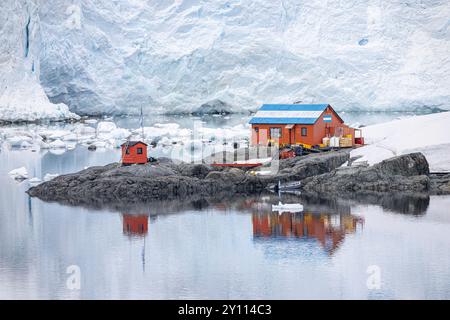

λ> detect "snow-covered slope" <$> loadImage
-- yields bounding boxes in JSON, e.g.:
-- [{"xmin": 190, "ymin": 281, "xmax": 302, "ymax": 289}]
[
  {"xmin": 2, "ymin": 1, "xmax": 450, "ymax": 118},
  {"xmin": 0, "ymin": 0, "xmax": 78, "ymax": 122},
  {"xmin": 351, "ymin": 111, "xmax": 450, "ymax": 172}
]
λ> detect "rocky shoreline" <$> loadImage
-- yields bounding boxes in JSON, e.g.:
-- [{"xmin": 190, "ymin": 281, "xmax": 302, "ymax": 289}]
[{"xmin": 27, "ymin": 150, "xmax": 450, "ymax": 206}]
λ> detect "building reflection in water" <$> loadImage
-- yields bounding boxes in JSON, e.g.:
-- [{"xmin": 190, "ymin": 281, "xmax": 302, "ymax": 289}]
[
  {"xmin": 122, "ymin": 214, "xmax": 149, "ymax": 237},
  {"xmin": 252, "ymin": 208, "xmax": 364, "ymax": 255}
]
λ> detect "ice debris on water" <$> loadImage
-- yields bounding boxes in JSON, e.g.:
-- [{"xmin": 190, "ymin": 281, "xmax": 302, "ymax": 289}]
[{"xmin": 8, "ymin": 167, "xmax": 28, "ymax": 180}]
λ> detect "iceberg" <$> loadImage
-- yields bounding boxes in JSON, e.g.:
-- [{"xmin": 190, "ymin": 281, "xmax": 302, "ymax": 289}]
[
  {"xmin": 8, "ymin": 167, "xmax": 29, "ymax": 180},
  {"xmin": 0, "ymin": 0, "xmax": 79, "ymax": 122}
]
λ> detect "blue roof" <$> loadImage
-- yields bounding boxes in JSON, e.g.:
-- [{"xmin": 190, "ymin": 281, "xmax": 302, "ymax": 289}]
[
  {"xmin": 258, "ymin": 104, "xmax": 329, "ymax": 111},
  {"xmin": 249, "ymin": 104, "xmax": 330, "ymax": 124},
  {"xmin": 249, "ymin": 117, "xmax": 317, "ymax": 124}
]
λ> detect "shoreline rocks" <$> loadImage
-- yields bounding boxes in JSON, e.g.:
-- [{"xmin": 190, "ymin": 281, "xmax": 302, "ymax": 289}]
[
  {"xmin": 27, "ymin": 151, "xmax": 450, "ymax": 206},
  {"xmin": 27, "ymin": 150, "xmax": 351, "ymax": 204},
  {"xmin": 301, "ymin": 152, "xmax": 433, "ymax": 193}
]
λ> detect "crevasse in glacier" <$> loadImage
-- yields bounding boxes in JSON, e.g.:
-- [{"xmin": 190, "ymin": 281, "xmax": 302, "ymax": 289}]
[
  {"xmin": 3, "ymin": 0, "xmax": 450, "ymax": 119},
  {"xmin": 0, "ymin": 0, "xmax": 78, "ymax": 122}
]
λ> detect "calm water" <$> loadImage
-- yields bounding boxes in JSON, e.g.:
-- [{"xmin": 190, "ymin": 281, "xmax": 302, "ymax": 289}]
[{"xmin": 1, "ymin": 112, "xmax": 450, "ymax": 299}]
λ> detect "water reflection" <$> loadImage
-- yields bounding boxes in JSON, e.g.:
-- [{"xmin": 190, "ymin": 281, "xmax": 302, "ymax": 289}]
[
  {"xmin": 252, "ymin": 210, "xmax": 364, "ymax": 255},
  {"xmin": 122, "ymin": 214, "xmax": 149, "ymax": 237}
]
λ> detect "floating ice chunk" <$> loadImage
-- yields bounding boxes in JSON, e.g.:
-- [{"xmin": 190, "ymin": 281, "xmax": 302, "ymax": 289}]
[
  {"xmin": 28, "ymin": 177, "xmax": 42, "ymax": 186},
  {"xmin": 9, "ymin": 167, "xmax": 28, "ymax": 180},
  {"xmin": 40, "ymin": 130, "xmax": 71, "ymax": 141},
  {"xmin": 97, "ymin": 122, "xmax": 117, "ymax": 133},
  {"xmin": 44, "ymin": 173, "xmax": 59, "ymax": 181},
  {"xmin": 20, "ymin": 140, "xmax": 33, "ymax": 149},
  {"xmin": 62, "ymin": 133, "xmax": 78, "ymax": 141},
  {"xmin": 49, "ymin": 139, "xmax": 66, "ymax": 149},
  {"xmin": 66, "ymin": 142, "xmax": 77, "ymax": 150},
  {"xmin": 85, "ymin": 119, "xmax": 98, "ymax": 124},
  {"xmin": 6, "ymin": 136, "xmax": 33, "ymax": 147},
  {"xmin": 49, "ymin": 149, "xmax": 66, "ymax": 155},
  {"xmin": 39, "ymin": 141, "xmax": 51, "ymax": 149},
  {"xmin": 92, "ymin": 140, "xmax": 108, "ymax": 148},
  {"xmin": 99, "ymin": 128, "xmax": 131, "ymax": 140},
  {"xmin": 74, "ymin": 125, "xmax": 96, "ymax": 135}
]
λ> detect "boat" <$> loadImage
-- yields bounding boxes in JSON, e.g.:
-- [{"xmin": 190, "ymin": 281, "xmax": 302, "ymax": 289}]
[
  {"xmin": 271, "ymin": 201, "xmax": 304, "ymax": 214},
  {"xmin": 211, "ymin": 162, "xmax": 263, "ymax": 168}
]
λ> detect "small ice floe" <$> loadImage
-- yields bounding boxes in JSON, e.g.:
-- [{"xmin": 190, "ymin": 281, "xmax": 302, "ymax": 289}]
[
  {"xmin": 62, "ymin": 133, "xmax": 78, "ymax": 141},
  {"xmin": 44, "ymin": 173, "xmax": 59, "ymax": 181},
  {"xmin": 41, "ymin": 129, "xmax": 70, "ymax": 141},
  {"xmin": 107, "ymin": 128, "xmax": 131, "ymax": 140},
  {"xmin": 8, "ymin": 167, "xmax": 28, "ymax": 180},
  {"xmin": 20, "ymin": 140, "xmax": 33, "ymax": 149},
  {"xmin": 92, "ymin": 140, "xmax": 108, "ymax": 149},
  {"xmin": 272, "ymin": 202, "xmax": 303, "ymax": 214},
  {"xmin": 74, "ymin": 125, "xmax": 96, "ymax": 135},
  {"xmin": 84, "ymin": 119, "xmax": 98, "ymax": 124},
  {"xmin": 28, "ymin": 177, "xmax": 42, "ymax": 186},
  {"xmin": 66, "ymin": 142, "xmax": 77, "ymax": 150},
  {"xmin": 97, "ymin": 121, "xmax": 117, "ymax": 133},
  {"xmin": 49, "ymin": 139, "xmax": 66, "ymax": 149},
  {"xmin": 6, "ymin": 136, "xmax": 33, "ymax": 148},
  {"xmin": 49, "ymin": 149, "xmax": 66, "ymax": 155}
]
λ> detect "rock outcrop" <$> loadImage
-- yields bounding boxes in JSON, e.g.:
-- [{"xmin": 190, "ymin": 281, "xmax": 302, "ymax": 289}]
[
  {"xmin": 27, "ymin": 150, "xmax": 350, "ymax": 204},
  {"xmin": 28, "ymin": 151, "xmax": 447, "ymax": 206},
  {"xmin": 301, "ymin": 152, "xmax": 431, "ymax": 193}
]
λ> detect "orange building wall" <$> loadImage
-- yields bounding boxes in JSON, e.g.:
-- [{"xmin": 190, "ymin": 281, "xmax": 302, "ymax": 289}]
[
  {"xmin": 251, "ymin": 106, "xmax": 349, "ymax": 147},
  {"xmin": 121, "ymin": 143, "xmax": 148, "ymax": 164}
]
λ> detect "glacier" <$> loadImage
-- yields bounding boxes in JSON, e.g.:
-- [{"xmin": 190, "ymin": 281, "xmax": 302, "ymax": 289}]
[
  {"xmin": 0, "ymin": 0, "xmax": 78, "ymax": 122},
  {"xmin": 1, "ymin": 0, "xmax": 450, "ymax": 119}
]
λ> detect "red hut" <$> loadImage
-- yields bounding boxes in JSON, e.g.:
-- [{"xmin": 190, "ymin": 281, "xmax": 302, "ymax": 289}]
[{"xmin": 121, "ymin": 141, "xmax": 148, "ymax": 165}]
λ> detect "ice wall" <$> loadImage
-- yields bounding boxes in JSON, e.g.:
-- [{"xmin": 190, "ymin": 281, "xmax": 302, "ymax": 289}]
[
  {"xmin": 0, "ymin": 0, "xmax": 78, "ymax": 122},
  {"xmin": 3, "ymin": 1, "xmax": 450, "ymax": 118}
]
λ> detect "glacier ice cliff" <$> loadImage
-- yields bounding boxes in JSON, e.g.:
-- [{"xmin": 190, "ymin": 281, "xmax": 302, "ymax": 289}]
[
  {"xmin": 0, "ymin": 0, "xmax": 78, "ymax": 122},
  {"xmin": 2, "ymin": 0, "xmax": 450, "ymax": 119}
]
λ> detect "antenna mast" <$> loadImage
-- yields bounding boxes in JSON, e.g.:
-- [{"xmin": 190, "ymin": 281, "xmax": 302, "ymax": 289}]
[{"xmin": 140, "ymin": 106, "xmax": 145, "ymax": 141}]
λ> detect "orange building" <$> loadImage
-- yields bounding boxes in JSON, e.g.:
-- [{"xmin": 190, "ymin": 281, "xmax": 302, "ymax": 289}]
[
  {"xmin": 249, "ymin": 104, "xmax": 355, "ymax": 147},
  {"xmin": 122, "ymin": 214, "xmax": 149, "ymax": 236},
  {"xmin": 121, "ymin": 141, "xmax": 148, "ymax": 165}
]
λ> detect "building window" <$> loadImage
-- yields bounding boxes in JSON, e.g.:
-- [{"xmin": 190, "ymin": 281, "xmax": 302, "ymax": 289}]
[
  {"xmin": 125, "ymin": 148, "xmax": 130, "ymax": 154},
  {"xmin": 270, "ymin": 127, "xmax": 282, "ymax": 139},
  {"xmin": 301, "ymin": 127, "xmax": 307, "ymax": 136},
  {"xmin": 137, "ymin": 147, "xmax": 143, "ymax": 154}
]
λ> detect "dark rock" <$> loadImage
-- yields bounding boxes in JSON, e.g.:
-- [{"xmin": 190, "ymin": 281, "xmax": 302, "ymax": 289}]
[
  {"xmin": 430, "ymin": 173, "xmax": 450, "ymax": 194},
  {"xmin": 191, "ymin": 99, "xmax": 233, "ymax": 116},
  {"xmin": 177, "ymin": 163, "xmax": 213, "ymax": 179},
  {"xmin": 28, "ymin": 150, "xmax": 350, "ymax": 205},
  {"xmin": 301, "ymin": 152, "xmax": 431, "ymax": 193}
]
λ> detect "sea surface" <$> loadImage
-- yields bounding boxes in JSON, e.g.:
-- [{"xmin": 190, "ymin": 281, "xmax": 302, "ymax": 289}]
[{"xmin": 0, "ymin": 112, "xmax": 449, "ymax": 299}]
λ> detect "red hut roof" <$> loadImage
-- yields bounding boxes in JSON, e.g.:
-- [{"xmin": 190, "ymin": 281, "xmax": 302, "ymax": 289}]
[{"xmin": 120, "ymin": 141, "xmax": 148, "ymax": 147}]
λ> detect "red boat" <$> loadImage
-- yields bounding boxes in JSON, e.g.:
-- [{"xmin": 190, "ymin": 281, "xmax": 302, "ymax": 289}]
[{"xmin": 211, "ymin": 163, "xmax": 263, "ymax": 168}]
